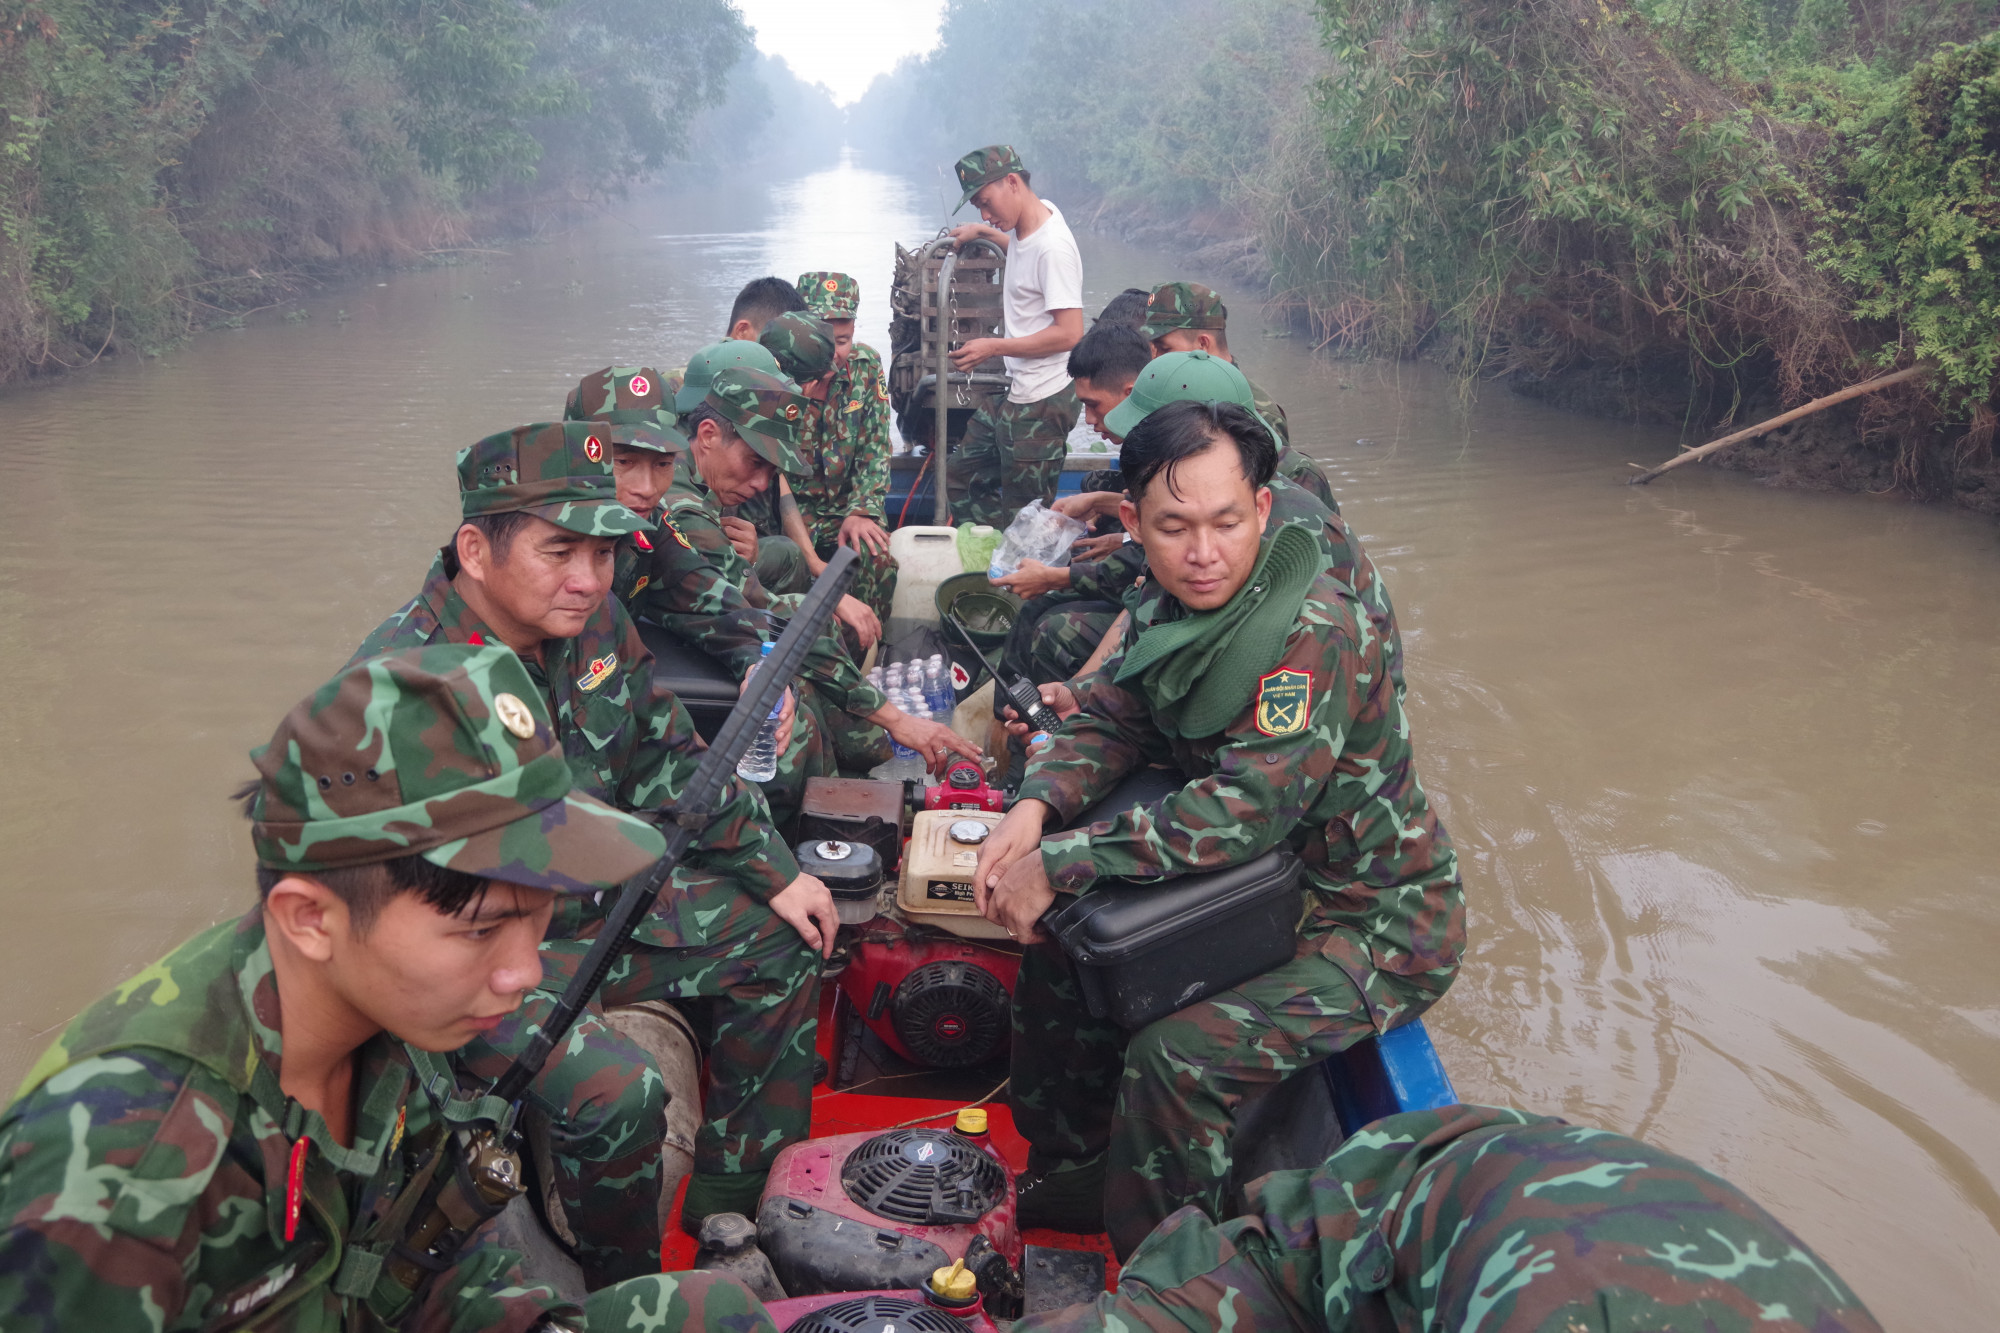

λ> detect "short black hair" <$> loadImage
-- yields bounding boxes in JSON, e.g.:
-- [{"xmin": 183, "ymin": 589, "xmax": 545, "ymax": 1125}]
[
  {"xmin": 1096, "ymin": 288, "xmax": 1152, "ymax": 329},
  {"xmin": 729, "ymin": 277, "xmax": 807, "ymax": 334},
  {"xmin": 461, "ymin": 510, "xmax": 535, "ymax": 562},
  {"xmin": 681, "ymin": 402, "xmax": 734, "ymax": 441},
  {"xmin": 1068, "ymin": 322, "xmax": 1152, "ymax": 387},
  {"xmin": 1120, "ymin": 400, "xmax": 1277, "ymax": 503}
]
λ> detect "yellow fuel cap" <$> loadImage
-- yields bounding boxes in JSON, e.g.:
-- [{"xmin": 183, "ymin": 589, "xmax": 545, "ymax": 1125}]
[{"xmin": 955, "ymin": 1107, "xmax": 989, "ymax": 1135}]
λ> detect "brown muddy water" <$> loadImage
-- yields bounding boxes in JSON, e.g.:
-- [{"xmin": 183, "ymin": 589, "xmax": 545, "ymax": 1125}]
[{"xmin": 1, "ymin": 157, "xmax": 1994, "ymax": 1324}]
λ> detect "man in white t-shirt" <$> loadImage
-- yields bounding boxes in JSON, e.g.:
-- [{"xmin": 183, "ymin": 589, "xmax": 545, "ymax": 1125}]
[{"xmin": 945, "ymin": 144, "xmax": 1084, "ymax": 528}]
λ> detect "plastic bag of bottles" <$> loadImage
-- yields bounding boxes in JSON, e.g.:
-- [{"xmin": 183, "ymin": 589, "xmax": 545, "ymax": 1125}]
[{"xmin": 987, "ymin": 500, "xmax": 1089, "ymax": 580}]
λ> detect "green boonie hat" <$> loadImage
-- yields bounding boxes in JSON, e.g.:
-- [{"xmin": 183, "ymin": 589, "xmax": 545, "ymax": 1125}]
[
  {"xmin": 760, "ymin": 312, "xmax": 836, "ymax": 384},
  {"xmin": 798, "ymin": 271, "xmax": 859, "ymax": 320},
  {"xmin": 249, "ymin": 644, "xmax": 665, "ymax": 891},
  {"xmin": 954, "ymin": 143, "xmax": 1026, "ymax": 212},
  {"xmin": 705, "ymin": 367, "xmax": 808, "ymax": 476},
  {"xmin": 564, "ymin": 366, "xmax": 687, "ymax": 453},
  {"xmin": 1102, "ymin": 350, "xmax": 1279, "ymax": 443},
  {"xmin": 1138, "ymin": 282, "xmax": 1229, "ymax": 342},
  {"xmin": 675, "ymin": 340, "xmax": 783, "ymax": 413},
  {"xmin": 456, "ymin": 422, "xmax": 654, "ymax": 537}
]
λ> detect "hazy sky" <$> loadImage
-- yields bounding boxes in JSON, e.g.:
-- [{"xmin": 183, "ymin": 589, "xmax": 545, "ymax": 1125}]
[{"xmin": 731, "ymin": 0, "xmax": 945, "ymax": 106}]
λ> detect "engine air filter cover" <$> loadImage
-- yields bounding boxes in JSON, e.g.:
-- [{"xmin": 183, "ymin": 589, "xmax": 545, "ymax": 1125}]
[
  {"xmin": 892, "ymin": 960, "xmax": 1011, "ymax": 1068},
  {"xmin": 783, "ymin": 1295, "xmax": 964, "ymax": 1333},
  {"xmin": 839, "ymin": 1128, "xmax": 1006, "ymax": 1226}
]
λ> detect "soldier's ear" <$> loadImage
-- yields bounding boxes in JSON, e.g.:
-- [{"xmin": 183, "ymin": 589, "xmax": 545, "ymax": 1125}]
[
  {"xmin": 1118, "ymin": 494, "xmax": 1142, "ymax": 536},
  {"xmin": 456, "ymin": 523, "xmax": 491, "ymax": 582},
  {"xmin": 265, "ymin": 875, "xmax": 346, "ymax": 963},
  {"xmin": 1255, "ymin": 486, "xmax": 1273, "ymax": 532}
]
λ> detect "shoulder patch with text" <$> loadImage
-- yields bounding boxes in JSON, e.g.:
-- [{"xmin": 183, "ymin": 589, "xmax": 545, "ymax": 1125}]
[
  {"xmin": 664, "ymin": 519, "xmax": 693, "ymax": 550},
  {"xmin": 577, "ymin": 653, "xmax": 618, "ymax": 692},
  {"xmin": 1253, "ymin": 668, "xmax": 1312, "ymax": 737}
]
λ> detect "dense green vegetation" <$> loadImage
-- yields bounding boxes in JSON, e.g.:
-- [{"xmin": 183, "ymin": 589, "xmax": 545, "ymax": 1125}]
[
  {"xmin": 0, "ymin": 0, "xmax": 835, "ymax": 382},
  {"xmin": 854, "ymin": 0, "xmax": 2000, "ymax": 501}
]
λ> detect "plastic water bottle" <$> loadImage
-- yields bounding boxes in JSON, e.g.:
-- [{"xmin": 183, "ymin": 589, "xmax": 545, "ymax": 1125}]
[
  {"xmin": 737, "ymin": 643, "xmax": 783, "ymax": 783},
  {"xmin": 924, "ymin": 658, "xmax": 952, "ymax": 716}
]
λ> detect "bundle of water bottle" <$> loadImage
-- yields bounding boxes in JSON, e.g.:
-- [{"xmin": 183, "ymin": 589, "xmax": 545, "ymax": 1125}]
[{"xmin": 869, "ymin": 653, "xmax": 955, "ymax": 763}]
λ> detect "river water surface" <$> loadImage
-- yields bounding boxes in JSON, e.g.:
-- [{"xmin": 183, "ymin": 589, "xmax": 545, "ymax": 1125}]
[{"xmin": 1, "ymin": 159, "xmax": 1994, "ymax": 1325}]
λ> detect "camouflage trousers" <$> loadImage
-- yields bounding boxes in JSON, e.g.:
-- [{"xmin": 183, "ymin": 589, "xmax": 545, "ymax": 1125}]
[
  {"xmin": 757, "ymin": 525, "xmax": 900, "ymax": 629},
  {"xmin": 539, "ymin": 907, "xmax": 822, "ymax": 1182},
  {"xmin": 948, "ymin": 385, "xmax": 1079, "ymax": 528},
  {"xmin": 1011, "ymin": 929, "xmax": 1396, "ymax": 1259},
  {"xmin": 1027, "ymin": 601, "xmax": 1120, "ymax": 684},
  {"xmin": 1014, "ymin": 1104, "xmax": 1883, "ymax": 1333},
  {"xmin": 583, "ymin": 1269, "xmax": 779, "ymax": 1332},
  {"xmin": 754, "ymin": 535, "xmax": 809, "ymax": 598},
  {"xmin": 808, "ymin": 517, "xmax": 899, "ymax": 627},
  {"xmin": 458, "ymin": 998, "xmax": 668, "ymax": 1288}
]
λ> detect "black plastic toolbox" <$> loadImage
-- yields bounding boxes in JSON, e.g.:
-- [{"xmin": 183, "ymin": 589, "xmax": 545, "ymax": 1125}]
[{"xmin": 1043, "ymin": 849, "xmax": 1303, "ymax": 1029}]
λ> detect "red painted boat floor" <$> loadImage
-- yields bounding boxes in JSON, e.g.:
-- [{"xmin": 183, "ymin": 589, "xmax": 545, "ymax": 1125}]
[{"xmin": 660, "ymin": 988, "xmax": 1120, "ymax": 1288}]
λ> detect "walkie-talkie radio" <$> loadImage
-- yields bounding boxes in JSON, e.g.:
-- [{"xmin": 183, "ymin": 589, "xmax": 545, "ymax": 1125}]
[{"xmin": 944, "ymin": 611, "xmax": 1062, "ymax": 735}]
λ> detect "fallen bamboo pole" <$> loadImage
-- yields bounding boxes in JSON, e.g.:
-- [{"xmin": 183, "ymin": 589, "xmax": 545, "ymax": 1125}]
[{"xmin": 1626, "ymin": 364, "xmax": 1928, "ymax": 485}]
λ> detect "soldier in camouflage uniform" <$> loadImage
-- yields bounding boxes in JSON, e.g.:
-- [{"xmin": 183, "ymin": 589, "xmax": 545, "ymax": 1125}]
[
  {"xmin": 664, "ymin": 365, "xmax": 983, "ymax": 777},
  {"xmin": 975, "ymin": 400, "xmax": 1461, "ymax": 1259},
  {"xmin": 352, "ymin": 420, "xmax": 838, "ymax": 1252},
  {"xmin": 566, "ymin": 365, "xmax": 834, "ymax": 825},
  {"xmin": 0, "ymin": 643, "xmax": 785, "ymax": 1330},
  {"xmin": 1016, "ymin": 1104, "xmax": 1883, "ymax": 1333},
  {"xmin": 946, "ymin": 144, "xmax": 1086, "ymax": 528},
  {"xmin": 787, "ymin": 272, "xmax": 900, "ymax": 624},
  {"xmin": 1140, "ymin": 281, "xmax": 1338, "ymax": 509}
]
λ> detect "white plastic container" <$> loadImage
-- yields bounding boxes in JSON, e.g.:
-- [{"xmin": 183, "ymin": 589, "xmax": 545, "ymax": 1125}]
[{"xmin": 886, "ymin": 525, "xmax": 962, "ymax": 642}]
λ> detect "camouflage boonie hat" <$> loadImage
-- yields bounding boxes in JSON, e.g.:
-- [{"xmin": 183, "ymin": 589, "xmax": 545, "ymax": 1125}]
[
  {"xmin": 954, "ymin": 143, "xmax": 1026, "ymax": 212},
  {"xmin": 798, "ymin": 271, "xmax": 859, "ymax": 320},
  {"xmin": 704, "ymin": 367, "xmax": 808, "ymax": 476},
  {"xmin": 248, "ymin": 644, "xmax": 664, "ymax": 892},
  {"xmin": 564, "ymin": 366, "xmax": 687, "ymax": 453},
  {"xmin": 674, "ymin": 339, "xmax": 783, "ymax": 413},
  {"xmin": 456, "ymin": 422, "xmax": 653, "ymax": 537},
  {"xmin": 1138, "ymin": 282, "xmax": 1229, "ymax": 342},
  {"xmin": 759, "ymin": 312, "xmax": 837, "ymax": 384},
  {"xmin": 1102, "ymin": 350, "xmax": 1278, "ymax": 443}
]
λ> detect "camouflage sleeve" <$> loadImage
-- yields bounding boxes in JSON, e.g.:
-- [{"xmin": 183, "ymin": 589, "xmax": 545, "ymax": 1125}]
[
  {"xmin": 848, "ymin": 348, "xmax": 892, "ymax": 522},
  {"xmin": 1032, "ymin": 617, "xmax": 1350, "ymax": 893},
  {"xmin": 1016, "ymin": 661, "xmax": 1176, "ymax": 833},
  {"xmin": 419, "ymin": 1238, "xmax": 576, "ymax": 1333},
  {"xmin": 0, "ymin": 1052, "xmax": 221, "ymax": 1331},
  {"xmin": 617, "ymin": 621, "xmax": 799, "ymax": 898},
  {"xmin": 632, "ymin": 526, "xmax": 884, "ymax": 717},
  {"xmin": 630, "ymin": 529, "xmax": 771, "ymax": 680},
  {"xmin": 668, "ymin": 489, "xmax": 771, "ymax": 610},
  {"xmin": 1066, "ymin": 542, "xmax": 1147, "ymax": 603}
]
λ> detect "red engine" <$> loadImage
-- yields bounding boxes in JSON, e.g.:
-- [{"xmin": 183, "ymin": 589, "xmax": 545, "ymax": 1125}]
[
  {"xmin": 757, "ymin": 1125, "xmax": 1021, "ymax": 1314},
  {"xmin": 763, "ymin": 1291, "xmax": 999, "ymax": 1333},
  {"xmin": 923, "ymin": 760, "xmax": 1004, "ymax": 813},
  {"xmin": 836, "ymin": 925, "xmax": 1021, "ymax": 1070}
]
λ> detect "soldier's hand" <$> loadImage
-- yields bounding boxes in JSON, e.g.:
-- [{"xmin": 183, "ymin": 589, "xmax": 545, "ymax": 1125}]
[
  {"xmin": 885, "ymin": 714, "xmax": 982, "ymax": 775},
  {"xmin": 974, "ymin": 799, "xmax": 1049, "ymax": 916},
  {"xmin": 741, "ymin": 678, "xmax": 794, "ymax": 753},
  {"xmin": 839, "ymin": 514, "xmax": 893, "ymax": 557},
  {"xmin": 719, "ymin": 516, "xmax": 760, "ymax": 563},
  {"xmin": 951, "ymin": 337, "xmax": 1003, "ymax": 371},
  {"xmin": 949, "ymin": 223, "xmax": 998, "ymax": 247},
  {"xmin": 1052, "ymin": 491, "xmax": 1122, "ymax": 521},
  {"xmin": 984, "ymin": 846, "xmax": 1056, "ymax": 944},
  {"xmin": 835, "ymin": 594, "xmax": 881, "ymax": 649},
  {"xmin": 770, "ymin": 873, "xmax": 839, "ymax": 957},
  {"xmin": 1071, "ymin": 533, "xmax": 1127, "ymax": 562},
  {"xmin": 991, "ymin": 560, "xmax": 1070, "ymax": 599},
  {"xmin": 999, "ymin": 683, "xmax": 1080, "ymax": 738}
]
